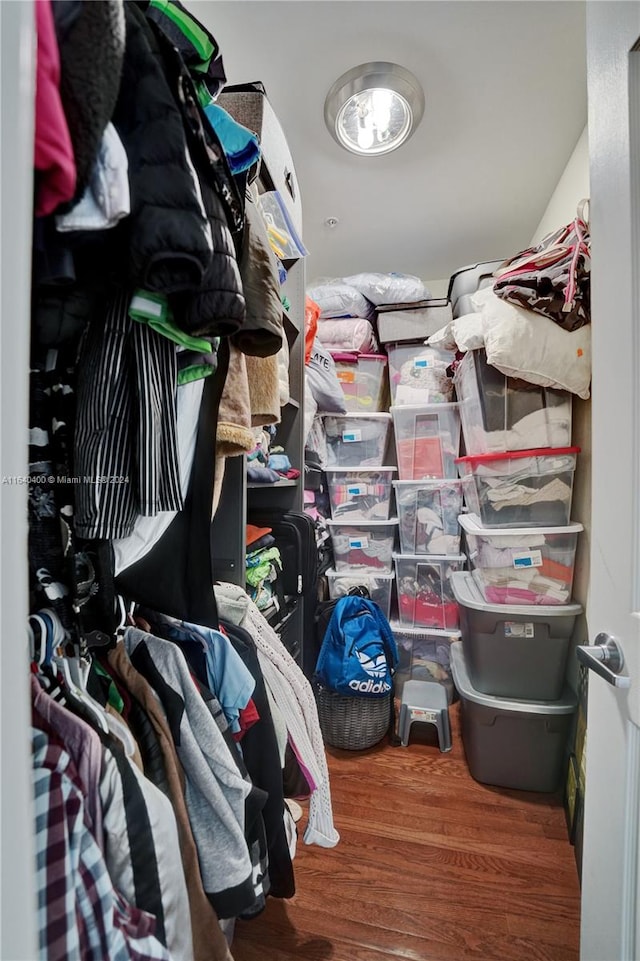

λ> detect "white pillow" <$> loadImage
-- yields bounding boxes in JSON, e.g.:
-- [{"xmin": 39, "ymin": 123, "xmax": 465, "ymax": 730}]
[
  {"xmin": 343, "ymin": 272, "xmax": 430, "ymax": 306},
  {"xmin": 480, "ymin": 288, "xmax": 591, "ymax": 399},
  {"xmin": 470, "ymin": 285, "xmax": 495, "ymax": 311},
  {"xmin": 426, "ymin": 322, "xmax": 457, "ymax": 351},
  {"xmin": 306, "ymin": 282, "xmax": 374, "ymax": 320},
  {"xmin": 452, "ymin": 313, "xmax": 485, "ymax": 351},
  {"xmin": 426, "ymin": 314, "xmax": 485, "ymax": 352}
]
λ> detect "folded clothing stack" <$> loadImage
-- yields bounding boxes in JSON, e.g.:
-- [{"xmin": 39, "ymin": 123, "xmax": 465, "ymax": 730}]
[
  {"xmin": 458, "ymin": 514, "xmax": 583, "ymax": 606},
  {"xmin": 245, "ymin": 523, "xmax": 283, "ymax": 612}
]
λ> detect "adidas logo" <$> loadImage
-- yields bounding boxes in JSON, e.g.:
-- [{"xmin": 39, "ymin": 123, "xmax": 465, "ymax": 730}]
[
  {"xmin": 349, "ymin": 678, "xmax": 392, "ymax": 694},
  {"xmin": 355, "ymin": 650, "xmax": 388, "ymax": 678}
]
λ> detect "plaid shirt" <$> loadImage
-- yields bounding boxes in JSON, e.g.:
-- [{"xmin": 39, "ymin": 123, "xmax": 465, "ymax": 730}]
[{"xmin": 32, "ymin": 728, "xmax": 171, "ymax": 961}]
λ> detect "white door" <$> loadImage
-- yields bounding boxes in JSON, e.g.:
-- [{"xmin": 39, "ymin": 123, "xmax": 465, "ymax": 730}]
[{"xmin": 581, "ymin": 4, "xmax": 640, "ymax": 959}]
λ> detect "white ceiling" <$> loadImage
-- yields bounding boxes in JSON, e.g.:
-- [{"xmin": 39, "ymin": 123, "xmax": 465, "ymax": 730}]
[{"xmin": 200, "ymin": 1, "xmax": 587, "ymax": 288}]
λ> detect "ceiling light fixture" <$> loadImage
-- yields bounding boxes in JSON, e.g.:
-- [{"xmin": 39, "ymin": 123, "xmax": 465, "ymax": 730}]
[{"xmin": 324, "ymin": 62, "xmax": 424, "ymax": 157}]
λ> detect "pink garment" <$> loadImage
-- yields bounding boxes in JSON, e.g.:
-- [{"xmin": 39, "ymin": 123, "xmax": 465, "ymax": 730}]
[
  {"xmin": 34, "ymin": 0, "xmax": 76, "ymax": 215},
  {"xmin": 483, "ymin": 586, "xmax": 563, "ymax": 606}
]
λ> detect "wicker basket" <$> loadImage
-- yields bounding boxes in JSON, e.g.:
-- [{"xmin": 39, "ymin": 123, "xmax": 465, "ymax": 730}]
[{"xmin": 315, "ymin": 685, "xmax": 391, "ymax": 750}]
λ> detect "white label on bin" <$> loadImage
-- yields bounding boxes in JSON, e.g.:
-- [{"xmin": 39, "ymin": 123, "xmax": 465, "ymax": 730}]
[
  {"xmin": 410, "ymin": 708, "xmax": 438, "ymax": 722},
  {"xmin": 413, "ymin": 358, "xmax": 433, "ymax": 369},
  {"xmin": 349, "ymin": 536, "xmax": 369, "ymax": 550},
  {"xmin": 342, "ymin": 429, "xmax": 362, "ymax": 443},
  {"xmin": 347, "ymin": 485, "xmax": 365, "ymax": 496},
  {"xmin": 512, "ymin": 550, "xmax": 543, "ymax": 569},
  {"xmin": 504, "ymin": 621, "xmax": 535, "ymax": 638}
]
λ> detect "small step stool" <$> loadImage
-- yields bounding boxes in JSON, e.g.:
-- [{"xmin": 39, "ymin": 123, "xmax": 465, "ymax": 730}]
[{"xmin": 399, "ymin": 680, "xmax": 452, "ymax": 752}]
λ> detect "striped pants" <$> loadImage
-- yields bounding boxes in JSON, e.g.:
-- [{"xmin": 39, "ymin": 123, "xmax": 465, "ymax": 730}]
[{"xmin": 74, "ymin": 287, "xmax": 183, "ymax": 539}]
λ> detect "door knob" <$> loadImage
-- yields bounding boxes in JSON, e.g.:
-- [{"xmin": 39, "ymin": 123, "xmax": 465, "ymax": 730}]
[{"xmin": 576, "ymin": 632, "xmax": 631, "ymax": 688}]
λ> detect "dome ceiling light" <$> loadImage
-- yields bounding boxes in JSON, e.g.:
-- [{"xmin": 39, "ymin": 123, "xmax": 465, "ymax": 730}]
[{"xmin": 324, "ymin": 61, "xmax": 425, "ymax": 157}]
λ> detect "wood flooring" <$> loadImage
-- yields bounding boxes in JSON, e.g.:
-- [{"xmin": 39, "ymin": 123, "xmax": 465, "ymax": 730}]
[{"xmin": 232, "ymin": 703, "xmax": 581, "ymax": 961}]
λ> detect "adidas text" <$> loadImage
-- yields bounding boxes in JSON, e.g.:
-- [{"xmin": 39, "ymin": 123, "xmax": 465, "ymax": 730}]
[{"xmin": 349, "ymin": 679, "xmax": 391, "ymax": 694}]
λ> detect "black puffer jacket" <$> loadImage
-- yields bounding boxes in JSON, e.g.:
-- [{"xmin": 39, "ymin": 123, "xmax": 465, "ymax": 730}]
[
  {"xmin": 53, "ymin": 0, "xmax": 126, "ymax": 205},
  {"xmin": 147, "ymin": 18, "xmax": 246, "ymax": 338},
  {"xmin": 144, "ymin": 0, "xmax": 227, "ymax": 98},
  {"xmin": 111, "ymin": 2, "xmax": 214, "ymax": 294}
]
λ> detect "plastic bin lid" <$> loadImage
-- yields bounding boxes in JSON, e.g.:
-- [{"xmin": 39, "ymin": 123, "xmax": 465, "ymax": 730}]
[
  {"xmin": 393, "ymin": 478, "xmax": 463, "ymax": 488},
  {"xmin": 389, "ymin": 622, "xmax": 461, "ymax": 639},
  {"xmin": 450, "ymin": 642, "xmax": 578, "ymax": 713},
  {"xmin": 450, "ymin": 571, "xmax": 583, "ymax": 617},
  {"xmin": 329, "ymin": 351, "xmax": 387, "ymax": 362},
  {"xmin": 322, "ymin": 411, "xmax": 392, "ymax": 420},
  {"xmin": 326, "ymin": 567, "xmax": 395, "ymax": 580},
  {"xmin": 393, "ymin": 552, "xmax": 466, "ymax": 563},
  {"xmin": 327, "ymin": 518, "xmax": 399, "ymax": 527},
  {"xmin": 327, "ymin": 466, "xmax": 397, "ymax": 474},
  {"xmin": 390, "ymin": 402, "xmax": 459, "ymax": 414},
  {"xmin": 458, "ymin": 513, "xmax": 584, "ymax": 537},
  {"xmin": 456, "ymin": 446, "xmax": 580, "ymax": 466}
]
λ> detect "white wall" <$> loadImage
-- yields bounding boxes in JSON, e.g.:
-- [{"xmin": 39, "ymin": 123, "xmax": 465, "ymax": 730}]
[
  {"xmin": 530, "ymin": 125, "xmax": 592, "ymax": 683},
  {"xmin": 424, "ymin": 277, "xmax": 449, "ymax": 298},
  {"xmin": 532, "ymin": 126, "xmax": 590, "ymax": 243},
  {"xmin": 0, "ymin": 2, "xmax": 37, "ymax": 957}
]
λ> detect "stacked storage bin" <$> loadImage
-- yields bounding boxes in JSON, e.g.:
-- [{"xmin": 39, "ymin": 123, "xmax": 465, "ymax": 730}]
[
  {"xmin": 323, "ymin": 355, "xmax": 397, "ymax": 618},
  {"xmin": 450, "ymin": 301, "xmax": 580, "ymax": 790},
  {"xmin": 383, "ymin": 334, "xmax": 465, "ymax": 704}
]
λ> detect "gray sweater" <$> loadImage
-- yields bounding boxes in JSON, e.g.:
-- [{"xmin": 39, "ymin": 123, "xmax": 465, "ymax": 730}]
[{"xmin": 124, "ymin": 627, "xmax": 255, "ymax": 919}]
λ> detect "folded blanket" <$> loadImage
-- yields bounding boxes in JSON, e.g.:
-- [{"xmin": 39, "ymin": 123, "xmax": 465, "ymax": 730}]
[{"xmin": 316, "ymin": 317, "xmax": 378, "ymax": 353}]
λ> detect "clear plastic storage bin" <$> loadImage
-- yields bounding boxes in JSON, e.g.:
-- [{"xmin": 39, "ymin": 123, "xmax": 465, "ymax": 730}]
[
  {"xmin": 327, "ymin": 518, "xmax": 398, "ymax": 572},
  {"xmin": 391, "ymin": 403, "xmax": 461, "ymax": 480},
  {"xmin": 330, "ymin": 352, "xmax": 388, "ymax": 412},
  {"xmin": 391, "ymin": 623, "xmax": 461, "ymax": 704},
  {"xmin": 451, "ymin": 571, "xmax": 582, "ymax": 701},
  {"xmin": 323, "ymin": 413, "xmax": 391, "ymax": 468},
  {"xmin": 459, "ymin": 513, "xmax": 583, "ymax": 606},
  {"xmin": 386, "ymin": 342, "xmax": 455, "ymax": 406},
  {"xmin": 450, "ymin": 642, "xmax": 577, "ymax": 793},
  {"xmin": 456, "ymin": 447, "xmax": 579, "ymax": 528},
  {"xmin": 326, "ymin": 568, "xmax": 395, "ymax": 620},
  {"xmin": 393, "ymin": 553, "xmax": 465, "ymax": 629},
  {"xmin": 393, "ymin": 479, "xmax": 464, "ymax": 554},
  {"xmin": 326, "ymin": 467, "xmax": 395, "ymax": 521},
  {"xmin": 453, "ymin": 348, "xmax": 572, "ymax": 455}
]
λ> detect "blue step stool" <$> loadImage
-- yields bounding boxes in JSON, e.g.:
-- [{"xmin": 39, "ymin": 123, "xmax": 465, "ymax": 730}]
[{"xmin": 399, "ymin": 680, "xmax": 452, "ymax": 752}]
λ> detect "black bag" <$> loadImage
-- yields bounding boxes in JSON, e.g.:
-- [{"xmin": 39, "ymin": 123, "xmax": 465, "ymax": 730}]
[{"xmin": 248, "ymin": 510, "xmax": 319, "ymax": 674}]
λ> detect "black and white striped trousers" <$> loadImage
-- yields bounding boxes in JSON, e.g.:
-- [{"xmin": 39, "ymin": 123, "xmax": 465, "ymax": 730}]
[{"xmin": 74, "ymin": 286, "xmax": 183, "ymax": 539}]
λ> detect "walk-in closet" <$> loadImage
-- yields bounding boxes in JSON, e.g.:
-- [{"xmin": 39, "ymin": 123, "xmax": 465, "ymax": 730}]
[{"xmin": 3, "ymin": 3, "xmax": 640, "ymax": 961}]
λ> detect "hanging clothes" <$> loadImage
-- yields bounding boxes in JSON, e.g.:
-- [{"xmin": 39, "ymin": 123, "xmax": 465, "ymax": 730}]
[
  {"xmin": 74, "ymin": 286, "xmax": 183, "ymax": 540},
  {"xmin": 122, "ymin": 627, "xmax": 256, "ymax": 918},
  {"xmin": 214, "ymin": 583, "xmax": 340, "ymax": 849},
  {"xmin": 31, "ymin": 726, "xmax": 171, "ymax": 961},
  {"xmin": 104, "ymin": 640, "xmax": 234, "ymax": 961}
]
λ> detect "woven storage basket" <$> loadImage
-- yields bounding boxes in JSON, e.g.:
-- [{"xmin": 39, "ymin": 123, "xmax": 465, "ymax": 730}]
[{"xmin": 315, "ymin": 685, "xmax": 391, "ymax": 750}]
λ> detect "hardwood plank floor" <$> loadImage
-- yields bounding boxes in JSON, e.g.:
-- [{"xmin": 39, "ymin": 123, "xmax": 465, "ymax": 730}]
[{"xmin": 233, "ymin": 703, "xmax": 581, "ymax": 961}]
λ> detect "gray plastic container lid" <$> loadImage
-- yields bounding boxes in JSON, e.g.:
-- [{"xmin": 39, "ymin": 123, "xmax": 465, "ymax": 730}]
[
  {"xmin": 450, "ymin": 642, "xmax": 577, "ymax": 714},
  {"xmin": 450, "ymin": 570, "xmax": 582, "ymax": 619}
]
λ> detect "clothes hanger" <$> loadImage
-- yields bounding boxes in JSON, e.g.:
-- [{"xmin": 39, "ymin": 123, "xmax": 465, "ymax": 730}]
[{"xmin": 36, "ymin": 608, "xmax": 111, "ymax": 734}]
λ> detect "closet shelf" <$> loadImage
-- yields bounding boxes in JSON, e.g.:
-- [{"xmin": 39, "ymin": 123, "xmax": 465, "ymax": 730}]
[{"xmin": 247, "ymin": 478, "xmax": 299, "ymax": 489}]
